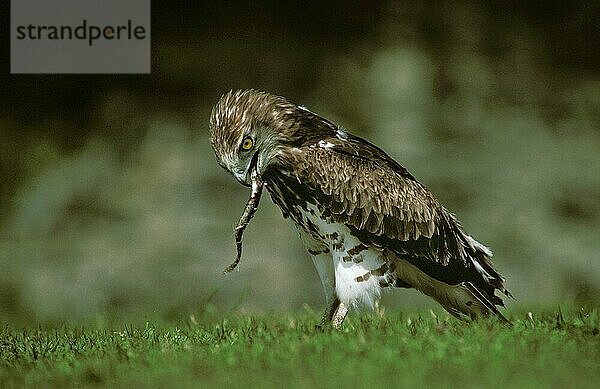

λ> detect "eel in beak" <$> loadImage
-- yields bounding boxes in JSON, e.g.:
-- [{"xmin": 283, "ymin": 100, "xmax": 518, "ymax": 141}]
[{"xmin": 222, "ymin": 163, "xmax": 264, "ymax": 274}]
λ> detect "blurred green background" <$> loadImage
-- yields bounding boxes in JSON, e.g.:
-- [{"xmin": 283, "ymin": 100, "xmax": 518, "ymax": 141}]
[{"xmin": 1, "ymin": 1, "xmax": 598, "ymax": 324}]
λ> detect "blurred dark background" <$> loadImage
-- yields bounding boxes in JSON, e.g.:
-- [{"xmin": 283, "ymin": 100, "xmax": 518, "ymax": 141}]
[{"xmin": 1, "ymin": 1, "xmax": 599, "ymax": 324}]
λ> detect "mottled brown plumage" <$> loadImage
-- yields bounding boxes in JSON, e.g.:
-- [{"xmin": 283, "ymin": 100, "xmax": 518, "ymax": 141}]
[{"xmin": 210, "ymin": 89, "xmax": 511, "ymax": 326}]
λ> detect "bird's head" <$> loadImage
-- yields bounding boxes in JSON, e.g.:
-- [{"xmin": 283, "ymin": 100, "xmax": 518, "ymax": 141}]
[{"xmin": 209, "ymin": 89, "xmax": 302, "ymax": 186}]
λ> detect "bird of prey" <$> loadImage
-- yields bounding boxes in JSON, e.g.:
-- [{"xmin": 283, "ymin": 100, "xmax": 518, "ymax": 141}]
[{"xmin": 210, "ymin": 89, "xmax": 511, "ymax": 328}]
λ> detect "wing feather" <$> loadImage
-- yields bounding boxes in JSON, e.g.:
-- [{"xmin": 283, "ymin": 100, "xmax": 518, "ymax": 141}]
[{"xmin": 292, "ymin": 136, "xmax": 447, "ymax": 255}]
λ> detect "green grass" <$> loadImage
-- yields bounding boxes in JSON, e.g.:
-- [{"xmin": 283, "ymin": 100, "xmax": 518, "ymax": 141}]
[{"xmin": 1, "ymin": 309, "xmax": 598, "ymax": 388}]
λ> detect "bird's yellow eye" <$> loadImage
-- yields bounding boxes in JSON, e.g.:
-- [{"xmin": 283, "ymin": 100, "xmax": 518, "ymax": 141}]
[{"xmin": 241, "ymin": 136, "xmax": 254, "ymax": 151}]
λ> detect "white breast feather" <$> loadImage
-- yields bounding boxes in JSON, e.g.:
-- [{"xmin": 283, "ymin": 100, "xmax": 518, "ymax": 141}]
[{"xmin": 298, "ymin": 204, "xmax": 387, "ymax": 310}]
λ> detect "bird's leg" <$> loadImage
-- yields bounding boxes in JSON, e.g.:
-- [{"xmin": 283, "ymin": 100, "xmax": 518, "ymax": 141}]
[
  {"xmin": 319, "ymin": 296, "xmax": 339, "ymax": 327},
  {"xmin": 331, "ymin": 301, "xmax": 349, "ymax": 328},
  {"xmin": 318, "ymin": 296, "xmax": 349, "ymax": 329}
]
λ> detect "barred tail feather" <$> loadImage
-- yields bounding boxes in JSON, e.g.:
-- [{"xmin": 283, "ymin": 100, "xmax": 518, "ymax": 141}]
[
  {"xmin": 434, "ymin": 281, "xmax": 509, "ymax": 323},
  {"xmin": 392, "ymin": 255, "xmax": 510, "ymax": 323}
]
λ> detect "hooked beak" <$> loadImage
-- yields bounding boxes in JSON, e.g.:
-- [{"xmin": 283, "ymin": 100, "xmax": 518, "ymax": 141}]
[{"xmin": 235, "ymin": 151, "xmax": 260, "ymax": 187}]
